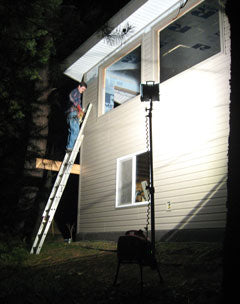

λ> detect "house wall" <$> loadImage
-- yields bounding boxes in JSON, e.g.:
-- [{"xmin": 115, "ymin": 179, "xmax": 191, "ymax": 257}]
[{"xmin": 77, "ymin": 2, "xmax": 230, "ymax": 242}]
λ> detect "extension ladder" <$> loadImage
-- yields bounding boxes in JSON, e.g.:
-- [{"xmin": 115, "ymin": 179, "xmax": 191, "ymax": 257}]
[{"xmin": 30, "ymin": 103, "xmax": 92, "ymax": 254}]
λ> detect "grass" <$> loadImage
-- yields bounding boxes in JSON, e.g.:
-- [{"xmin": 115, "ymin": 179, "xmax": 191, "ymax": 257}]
[{"xmin": 0, "ymin": 237, "xmax": 223, "ymax": 304}]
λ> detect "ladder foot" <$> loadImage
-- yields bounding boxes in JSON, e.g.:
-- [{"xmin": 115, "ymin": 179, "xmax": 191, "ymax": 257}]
[{"xmin": 30, "ymin": 104, "xmax": 92, "ymax": 254}]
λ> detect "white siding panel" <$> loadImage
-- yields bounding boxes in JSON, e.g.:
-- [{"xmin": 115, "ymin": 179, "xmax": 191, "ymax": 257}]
[{"xmin": 77, "ymin": 9, "xmax": 230, "ymax": 236}]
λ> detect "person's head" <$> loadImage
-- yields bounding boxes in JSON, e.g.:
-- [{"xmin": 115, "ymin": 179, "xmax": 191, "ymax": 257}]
[{"xmin": 78, "ymin": 81, "xmax": 87, "ymax": 93}]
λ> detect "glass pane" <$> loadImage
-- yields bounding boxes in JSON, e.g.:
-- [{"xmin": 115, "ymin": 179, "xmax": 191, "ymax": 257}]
[
  {"xmin": 105, "ymin": 46, "xmax": 141, "ymax": 112},
  {"xmin": 118, "ymin": 158, "xmax": 132, "ymax": 205},
  {"xmin": 135, "ymin": 152, "xmax": 150, "ymax": 203},
  {"xmin": 160, "ymin": 0, "xmax": 220, "ymax": 83}
]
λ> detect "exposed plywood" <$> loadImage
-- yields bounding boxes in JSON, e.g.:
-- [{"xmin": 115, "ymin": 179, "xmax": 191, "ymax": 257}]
[{"xmin": 36, "ymin": 158, "xmax": 80, "ymax": 175}]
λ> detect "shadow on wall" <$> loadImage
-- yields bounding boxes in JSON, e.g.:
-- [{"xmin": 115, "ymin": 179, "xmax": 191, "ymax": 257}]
[
  {"xmin": 76, "ymin": 174, "xmax": 226, "ymax": 242},
  {"xmin": 158, "ymin": 175, "xmax": 227, "ymax": 242}
]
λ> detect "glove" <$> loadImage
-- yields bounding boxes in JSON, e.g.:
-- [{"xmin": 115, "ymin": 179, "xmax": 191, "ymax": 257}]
[{"xmin": 77, "ymin": 105, "xmax": 84, "ymax": 122}]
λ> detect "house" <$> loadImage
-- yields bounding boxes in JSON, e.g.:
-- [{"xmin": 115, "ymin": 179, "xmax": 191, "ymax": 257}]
[{"xmin": 62, "ymin": 0, "xmax": 230, "ymax": 242}]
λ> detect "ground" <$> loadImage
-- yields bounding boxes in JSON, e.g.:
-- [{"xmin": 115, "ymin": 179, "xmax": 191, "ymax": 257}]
[{"xmin": 0, "ymin": 238, "xmax": 223, "ymax": 304}]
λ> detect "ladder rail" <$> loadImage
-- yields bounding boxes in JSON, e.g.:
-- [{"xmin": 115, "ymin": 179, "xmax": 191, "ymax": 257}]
[
  {"xmin": 43, "ymin": 153, "xmax": 70, "ymax": 214},
  {"xmin": 30, "ymin": 151, "xmax": 73, "ymax": 253},
  {"xmin": 30, "ymin": 104, "xmax": 92, "ymax": 254},
  {"xmin": 30, "ymin": 151, "xmax": 74, "ymax": 253},
  {"xmin": 30, "ymin": 136, "xmax": 84, "ymax": 254}
]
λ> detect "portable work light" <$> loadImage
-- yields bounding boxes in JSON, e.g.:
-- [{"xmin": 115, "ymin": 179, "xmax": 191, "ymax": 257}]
[
  {"xmin": 113, "ymin": 82, "xmax": 164, "ymax": 289},
  {"xmin": 140, "ymin": 81, "xmax": 160, "ymax": 102}
]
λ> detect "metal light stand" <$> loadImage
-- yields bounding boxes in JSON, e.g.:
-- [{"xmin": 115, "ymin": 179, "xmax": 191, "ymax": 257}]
[
  {"xmin": 146, "ymin": 98, "xmax": 156, "ymax": 256},
  {"xmin": 140, "ymin": 81, "xmax": 160, "ymax": 261},
  {"xmin": 113, "ymin": 82, "xmax": 163, "ymax": 289},
  {"xmin": 142, "ymin": 82, "xmax": 163, "ymax": 283}
]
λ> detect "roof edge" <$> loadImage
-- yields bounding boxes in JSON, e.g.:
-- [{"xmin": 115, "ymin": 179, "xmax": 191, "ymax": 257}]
[{"xmin": 61, "ymin": 0, "xmax": 148, "ymax": 71}]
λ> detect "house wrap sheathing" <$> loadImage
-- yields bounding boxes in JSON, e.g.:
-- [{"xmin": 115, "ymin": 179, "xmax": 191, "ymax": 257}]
[{"xmin": 63, "ymin": 0, "xmax": 230, "ymax": 241}]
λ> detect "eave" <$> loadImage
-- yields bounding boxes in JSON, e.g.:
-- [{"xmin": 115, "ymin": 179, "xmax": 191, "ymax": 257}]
[{"xmin": 63, "ymin": 0, "xmax": 190, "ymax": 82}]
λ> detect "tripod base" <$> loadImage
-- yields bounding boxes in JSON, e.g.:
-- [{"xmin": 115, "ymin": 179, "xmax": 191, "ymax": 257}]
[
  {"xmin": 113, "ymin": 234, "xmax": 164, "ymax": 293},
  {"xmin": 113, "ymin": 256, "xmax": 163, "ymax": 293}
]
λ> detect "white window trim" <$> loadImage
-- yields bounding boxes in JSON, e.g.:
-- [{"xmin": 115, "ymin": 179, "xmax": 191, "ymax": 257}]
[
  {"xmin": 98, "ymin": 40, "xmax": 142, "ymax": 117},
  {"xmin": 155, "ymin": 0, "xmax": 225, "ymax": 85},
  {"xmin": 115, "ymin": 151, "xmax": 149, "ymax": 209}
]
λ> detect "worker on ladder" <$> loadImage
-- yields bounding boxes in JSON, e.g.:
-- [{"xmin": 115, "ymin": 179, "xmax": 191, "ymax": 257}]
[{"xmin": 65, "ymin": 81, "xmax": 87, "ymax": 152}]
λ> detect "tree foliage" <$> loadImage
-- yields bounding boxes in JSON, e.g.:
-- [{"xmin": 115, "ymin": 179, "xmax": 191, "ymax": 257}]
[
  {"xmin": 0, "ymin": 0, "xmax": 61, "ymax": 147},
  {"xmin": 0, "ymin": 0, "xmax": 131, "ymax": 236},
  {"xmin": 0, "ymin": 0, "xmax": 62, "ymax": 234}
]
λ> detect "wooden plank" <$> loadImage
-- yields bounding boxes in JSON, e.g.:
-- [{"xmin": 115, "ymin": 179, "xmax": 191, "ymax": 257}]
[{"xmin": 36, "ymin": 158, "xmax": 80, "ymax": 175}]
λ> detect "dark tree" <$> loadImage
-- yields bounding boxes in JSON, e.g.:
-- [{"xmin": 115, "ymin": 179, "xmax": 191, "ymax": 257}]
[
  {"xmin": 0, "ymin": 0, "xmax": 62, "ymax": 238},
  {"xmin": 0, "ymin": 0, "xmax": 131, "ymax": 241},
  {"xmin": 222, "ymin": 0, "xmax": 240, "ymax": 302}
]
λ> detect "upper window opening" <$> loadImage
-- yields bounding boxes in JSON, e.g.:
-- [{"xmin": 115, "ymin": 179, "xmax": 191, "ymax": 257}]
[
  {"xmin": 105, "ymin": 46, "xmax": 141, "ymax": 113},
  {"xmin": 160, "ymin": 0, "xmax": 221, "ymax": 83}
]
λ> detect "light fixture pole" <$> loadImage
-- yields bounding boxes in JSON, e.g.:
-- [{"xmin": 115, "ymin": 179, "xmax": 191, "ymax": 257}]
[
  {"xmin": 113, "ymin": 83, "xmax": 163, "ymax": 288},
  {"xmin": 140, "ymin": 81, "xmax": 160, "ymax": 257},
  {"xmin": 146, "ymin": 97, "xmax": 156, "ymax": 256}
]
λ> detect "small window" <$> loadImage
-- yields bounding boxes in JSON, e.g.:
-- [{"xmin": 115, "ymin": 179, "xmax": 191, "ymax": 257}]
[
  {"xmin": 160, "ymin": 0, "xmax": 221, "ymax": 83},
  {"xmin": 116, "ymin": 151, "xmax": 150, "ymax": 207},
  {"xmin": 105, "ymin": 46, "xmax": 141, "ymax": 113}
]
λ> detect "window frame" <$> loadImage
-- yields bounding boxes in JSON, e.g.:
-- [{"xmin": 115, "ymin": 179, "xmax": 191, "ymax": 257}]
[
  {"xmin": 98, "ymin": 41, "xmax": 142, "ymax": 117},
  {"xmin": 155, "ymin": 0, "xmax": 225, "ymax": 84},
  {"xmin": 115, "ymin": 151, "xmax": 150, "ymax": 209}
]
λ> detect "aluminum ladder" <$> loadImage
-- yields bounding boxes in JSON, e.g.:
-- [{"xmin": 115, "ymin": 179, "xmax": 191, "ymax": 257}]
[{"xmin": 30, "ymin": 103, "xmax": 92, "ymax": 254}]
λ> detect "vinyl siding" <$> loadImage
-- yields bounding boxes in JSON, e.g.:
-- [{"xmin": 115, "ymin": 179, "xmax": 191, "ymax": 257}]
[{"xmin": 77, "ymin": 7, "xmax": 230, "ymax": 238}]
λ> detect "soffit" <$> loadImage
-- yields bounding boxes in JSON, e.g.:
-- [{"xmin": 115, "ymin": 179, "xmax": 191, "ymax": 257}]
[{"xmin": 63, "ymin": 0, "xmax": 183, "ymax": 82}]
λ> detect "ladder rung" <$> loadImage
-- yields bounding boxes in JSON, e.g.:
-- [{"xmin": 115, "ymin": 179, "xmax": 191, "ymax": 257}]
[{"xmin": 30, "ymin": 104, "xmax": 92, "ymax": 254}]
